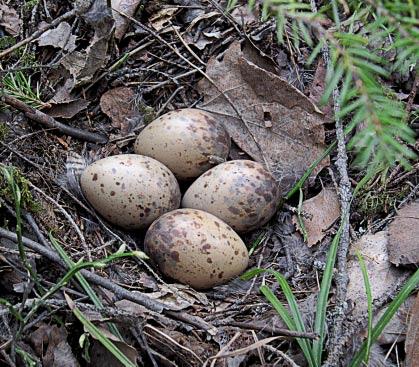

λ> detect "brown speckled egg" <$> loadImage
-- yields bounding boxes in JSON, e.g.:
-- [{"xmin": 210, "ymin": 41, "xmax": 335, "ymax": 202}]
[
  {"xmin": 134, "ymin": 109, "xmax": 230, "ymax": 180},
  {"xmin": 80, "ymin": 154, "xmax": 180, "ymax": 229},
  {"xmin": 182, "ymin": 160, "xmax": 281, "ymax": 232},
  {"xmin": 144, "ymin": 209, "xmax": 249, "ymax": 289}
]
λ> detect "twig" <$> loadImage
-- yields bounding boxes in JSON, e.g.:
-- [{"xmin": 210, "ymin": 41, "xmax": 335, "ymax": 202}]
[
  {"xmin": 1, "ymin": 95, "xmax": 107, "ymax": 144},
  {"xmin": 28, "ymin": 182, "xmax": 91, "ymax": 262},
  {"xmin": 309, "ymin": 1, "xmax": 353, "ymax": 366},
  {"xmin": 213, "ymin": 319, "xmax": 318, "ymax": 339},
  {"xmin": 112, "ymin": 8, "xmax": 270, "ymax": 171},
  {"xmin": 0, "ymin": 227, "xmax": 217, "ymax": 333},
  {"xmin": 0, "ymin": 9, "xmax": 77, "ymax": 59}
]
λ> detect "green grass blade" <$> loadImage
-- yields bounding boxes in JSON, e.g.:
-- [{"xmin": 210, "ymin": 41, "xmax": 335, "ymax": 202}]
[
  {"xmin": 350, "ymin": 268, "xmax": 419, "ymax": 367},
  {"xmin": 65, "ymin": 294, "xmax": 137, "ymax": 367},
  {"xmin": 268, "ymin": 270, "xmax": 316, "ymax": 367},
  {"xmin": 312, "ymin": 223, "xmax": 343, "ymax": 365},
  {"xmin": 260, "ymin": 285, "xmax": 315, "ymax": 367},
  {"xmin": 242, "ymin": 268, "xmax": 316, "ymax": 367},
  {"xmin": 355, "ymin": 251, "xmax": 373, "ymax": 365},
  {"xmin": 49, "ymin": 234, "xmax": 139, "ymax": 339}
]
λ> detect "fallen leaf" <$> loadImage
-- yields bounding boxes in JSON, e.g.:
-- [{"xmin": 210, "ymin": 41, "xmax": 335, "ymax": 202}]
[
  {"xmin": 100, "ymin": 87, "xmax": 140, "ymax": 134},
  {"xmin": 29, "ymin": 323, "xmax": 79, "ymax": 367},
  {"xmin": 111, "ymin": 0, "xmax": 141, "ymax": 40},
  {"xmin": 149, "ymin": 7, "xmax": 178, "ymax": 31},
  {"xmin": 388, "ymin": 200, "xmax": 419, "ymax": 266},
  {"xmin": 60, "ymin": 0, "xmax": 113, "ymax": 86},
  {"xmin": 46, "ymin": 99, "xmax": 90, "ymax": 119},
  {"xmin": 37, "ymin": 22, "xmax": 77, "ymax": 52},
  {"xmin": 198, "ymin": 41, "xmax": 328, "ymax": 192},
  {"xmin": 307, "ymin": 59, "xmax": 334, "ymax": 122},
  {"xmin": 230, "ymin": 6, "xmax": 258, "ymax": 27},
  {"xmin": 374, "ymin": 295, "xmax": 415, "ymax": 345},
  {"xmin": 89, "ymin": 327, "xmax": 138, "ymax": 367},
  {"xmin": 0, "ymin": 4, "xmax": 22, "ymax": 36},
  {"xmin": 292, "ymin": 187, "xmax": 340, "ymax": 246},
  {"xmin": 405, "ymin": 292, "xmax": 419, "ymax": 367},
  {"xmin": 347, "ymin": 231, "xmax": 408, "ymax": 317}
]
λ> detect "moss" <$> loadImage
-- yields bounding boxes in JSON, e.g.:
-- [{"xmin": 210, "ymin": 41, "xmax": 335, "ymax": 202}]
[
  {"xmin": 0, "ymin": 167, "xmax": 40, "ymax": 212},
  {"xmin": 23, "ymin": 0, "xmax": 39, "ymax": 12},
  {"xmin": 0, "ymin": 123, "xmax": 9, "ymax": 142},
  {"xmin": 357, "ymin": 185, "xmax": 410, "ymax": 218},
  {"xmin": 0, "ymin": 36, "xmax": 15, "ymax": 50}
]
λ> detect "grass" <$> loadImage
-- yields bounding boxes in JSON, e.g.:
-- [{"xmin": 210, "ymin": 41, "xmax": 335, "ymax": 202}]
[
  {"xmin": 243, "ymin": 160, "xmax": 419, "ymax": 365},
  {"xmin": 0, "ymin": 165, "xmax": 145, "ymax": 365}
]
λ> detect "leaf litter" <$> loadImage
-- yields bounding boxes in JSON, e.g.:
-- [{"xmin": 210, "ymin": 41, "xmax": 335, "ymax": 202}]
[
  {"xmin": 0, "ymin": 1, "xmax": 418, "ymax": 366},
  {"xmin": 292, "ymin": 186, "xmax": 340, "ymax": 246},
  {"xmin": 198, "ymin": 41, "xmax": 329, "ymax": 192}
]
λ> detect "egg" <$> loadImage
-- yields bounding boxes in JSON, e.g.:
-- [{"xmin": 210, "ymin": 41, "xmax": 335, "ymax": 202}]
[
  {"xmin": 144, "ymin": 209, "xmax": 249, "ymax": 289},
  {"xmin": 80, "ymin": 154, "xmax": 180, "ymax": 229},
  {"xmin": 182, "ymin": 160, "xmax": 281, "ymax": 232},
  {"xmin": 134, "ymin": 108, "xmax": 230, "ymax": 180}
]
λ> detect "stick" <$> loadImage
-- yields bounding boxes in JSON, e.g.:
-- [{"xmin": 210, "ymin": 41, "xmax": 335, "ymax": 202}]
[
  {"xmin": 0, "ymin": 227, "xmax": 216, "ymax": 333},
  {"xmin": 1, "ymin": 95, "xmax": 108, "ymax": 144},
  {"xmin": 309, "ymin": 1, "xmax": 353, "ymax": 365}
]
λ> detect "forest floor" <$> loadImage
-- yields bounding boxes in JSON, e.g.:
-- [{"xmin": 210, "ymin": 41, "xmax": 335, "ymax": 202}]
[{"xmin": 0, "ymin": 1, "xmax": 418, "ymax": 366}]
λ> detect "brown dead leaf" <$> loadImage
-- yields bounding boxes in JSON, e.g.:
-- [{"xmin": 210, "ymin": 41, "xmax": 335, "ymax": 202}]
[
  {"xmin": 111, "ymin": 0, "xmax": 141, "ymax": 40},
  {"xmin": 100, "ymin": 87, "xmax": 140, "ymax": 134},
  {"xmin": 0, "ymin": 4, "xmax": 22, "ymax": 36},
  {"xmin": 231, "ymin": 6, "xmax": 258, "ymax": 28},
  {"xmin": 307, "ymin": 59, "xmax": 334, "ymax": 122},
  {"xmin": 292, "ymin": 187, "xmax": 340, "ymax": 246},
  {"xmin": 29, "ymin": 323, "xmax": 79, "ymax": 367},
  {"xmin": 388, "ymin": 200, "xmax": 419, "ymax": 266},
  {"xmin": 374, "ymin": 295, "xmax": 415, "ymax": 345},
  {"xmin": 198, "ymin": 41, "xmax": 328, "ymax": 192},
  {"xmin": 347, "ymin": 231, "xmax": 408, "ymax": 317},
  {"xmin": 37, "ymin": 22, "xmax": 77, "ymax": 52},
  {"xmin": 60, "ymin": 1, "xmax": 113, "ymax": 87},
  {"xmin": 89, "ymin": 327, "xmax": 138, "ymax": 367},
  {"xmin": 405, "ymin": 292, "xmax": 419, "ymax": 367},
  {"xmin": 149, "ymin": 7, "xmax": 178, "ymax": 31},
  {"xmin": 46, "ymin": 99, "xmax": 90, "ymax": 119}
]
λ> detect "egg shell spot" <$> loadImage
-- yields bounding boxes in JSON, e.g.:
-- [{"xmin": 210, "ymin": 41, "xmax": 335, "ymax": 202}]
[
  {"xmin": 80, "ymin": 154, "xmax": 181, "ymax": 230},
  {"xmin": 144, "ymin": 209, "xmax": 249, "ymax": 289},
  {"xmin": 182, "ymin": 160, "xmax": 282, "ymax": 232}
]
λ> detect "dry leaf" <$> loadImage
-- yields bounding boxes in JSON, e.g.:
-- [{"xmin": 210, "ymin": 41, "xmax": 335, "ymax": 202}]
[
  {"xmin": 198, "ymin": 41, "xmax": 328, "ymax": 192},
  {"xmin": 230, "ymin": 6, "xmax": 258, "ymax": 27},
  {"xmin": 29, "ymin": 323, "xmax": 79, "ymax": 367},
  {"xmin": 0, "ymin": 4, "xmax": 22, "ymax": 36},
  {"xmin": 60, "ymin": 1, "xmax": 113, "ymax": 86},
  {"xmin": 405, "ymin": 292, "xmax": 419, "ymax": 367},
  {"xmin": 111, "ymin": 0, "xmax": 141, "ymax": 40},
  {"xmin": 374, "ymin": 295, "xmax": 415, "ymax": 345},
  {"xmin": 89, "ymin": 327, "xmax": 138, "ymax": 367},
  {"xmin": 149, "ymin": 7, "xmax": 178, "ymax": 31},
  {"xmin": 100, "ymin": 87, "xmax": 140, "ymax": 134},
  {"xmin": 37, "ymin": 22, "xmax": 77, "ymax": 52},
  {"xmin": 292, "ymin": 187, "xmax": 340, "ymax": 246},
  {"xmin": 307, "ymin": 59, "xmax": 334, "ymax": 122},
  {"xmin": 388, "ymin": 200, "xmax": 419, "ymax": 266},
  {"xmin": 347, "ymin": 231, "xmax": 408, "ymax": 317},
  {"xmin": 46, "ymin": 97, "xmax": 89, "ymax": 119}
]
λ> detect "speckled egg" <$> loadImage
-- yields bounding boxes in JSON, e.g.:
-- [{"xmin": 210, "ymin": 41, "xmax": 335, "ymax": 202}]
[
  {"xmin": 80, "ymin": 154, "xmax": 180, "ymax": 229},
  {"xmin": 144, "ymin": 209, "xmax": 249, "ymax": 289},
  {"xmin": 134, "ymin": 109, "xmax": 230, "ymax": 180},
  {"xmin": 182, "ymin": 160, "xmax": 281, "ymax": 232}
]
